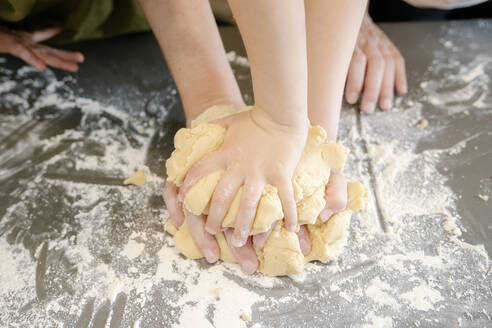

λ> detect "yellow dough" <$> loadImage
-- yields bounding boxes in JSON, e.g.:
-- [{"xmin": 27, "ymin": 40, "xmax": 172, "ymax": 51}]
[
  {"xmin": 164, "ymin": 105, "xmax": 367, "ymax": 276},
  {"xmin": 123, "ymin": 169, "xmax": 146, "ymax": 186}
]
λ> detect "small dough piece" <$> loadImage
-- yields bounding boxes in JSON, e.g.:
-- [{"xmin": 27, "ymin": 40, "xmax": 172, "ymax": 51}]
[
  {"xmin": 221, "ymin": 185, "xmax": 283, "ymax": 235},
  {"xmin": 347, "ymin": 181, "xmax": 368, "ymax": 211},
  {"xmin": 166, "ymin": 123, "xmax": 226, "ymax": 186},
  {"xmin": 256, "ymin": 222, "xmax": 304, "ymax": 276},
  {"xmin": 123, "ymin": 169, "xmax": 146, "ymax": 186},
  {"xmin": 240, "ymin": 312, "xmax": 251, "ymax": 321},
  {"xmin": 305, "ymin": 210, "xmax": 353, "ymax": 263},
  {"xmin": 415, "ymin": 119, "xmax": 429, "ymax": 129}
]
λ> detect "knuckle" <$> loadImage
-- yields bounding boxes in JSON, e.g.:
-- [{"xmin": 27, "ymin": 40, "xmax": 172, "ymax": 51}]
[
  {"xmin": 369, "ymin": 55, "xmax": 385, "ymax": 68},
  {"xmin": 212, "ymin": 191, "xmax": 229, "ymax": 204},
  {"xmin": 356, "ymin": 51, "xmax": 367, "ymax": 63}
]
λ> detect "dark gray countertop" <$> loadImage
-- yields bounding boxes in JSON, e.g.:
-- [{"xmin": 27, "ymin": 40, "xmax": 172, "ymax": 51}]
[{"xmin": 0, "ymin": 20, "xmax": 491, "ymax": 327}]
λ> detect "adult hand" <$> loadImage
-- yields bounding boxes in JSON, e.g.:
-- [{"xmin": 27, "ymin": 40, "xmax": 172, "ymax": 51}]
[
  {"xmin": 345, "ymin": 14, "xmax": 407, "ymax": 113},
  {"xmin": 0, "ymin": 26, "xmax": 84, "ymax": 72},
  {"xmin": 163, "ymin": 181, "xmax": 259, "ymax": 274}
]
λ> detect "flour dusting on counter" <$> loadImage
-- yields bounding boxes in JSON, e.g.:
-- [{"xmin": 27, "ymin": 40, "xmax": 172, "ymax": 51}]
[{"xmin": 1, "ymin": 20, "xmax": 492, "ymax": 328}]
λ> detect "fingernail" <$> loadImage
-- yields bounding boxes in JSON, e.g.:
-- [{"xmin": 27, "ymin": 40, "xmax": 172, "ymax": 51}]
[
  {"xmin": 78, "ymin": 54, "xmax": 85, "ymax": 62},
  {"xmin": 287, "ymin": 223, "xmax": 296, "ymax": 232},
  {"xmin": 203, "ymin": 249, "xmax": 218, "ymax": 263},
  {"xmin": 401, "ymin": 85, "xmax": 408, "ymax": 94},
  {"xmin": 381, "ymin": 99, "xmax": 392, "ymax": 110},
  {"xmin": 320, "ymin": 209, "xmax": 333, "ymax": 222},
  {"xmin": 361, "ymin": 102, "xmax": 375, "ymax": 113},
  {"xmin": 205, "ymin": 226, "xmax": 217, "ymax": 235},
  {"xmin": 177, "ymin": 193, "xmax": 183, "ymax": 202},
  {"xmin": 347, "ymin": 92, "xmax": 359, "ymax": 104},
  {"xmin": 231, "ymin": 230, "xmax": 247, "ymax": 248},
  {"xmin": 241, "ymin": 259, "xmax": 257, "ymax": 274}
]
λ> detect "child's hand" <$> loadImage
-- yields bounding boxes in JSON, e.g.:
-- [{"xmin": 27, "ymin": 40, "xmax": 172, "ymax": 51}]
[
  {"xmin": 345, "ymin": 14, "xmax": 407, "ymax": 113},
  {"xmin": 178, "ymin": 107, "xmax": 308, "ymax": 248},
  {"xmin": 0, "ymin": 27, "xmax": 84, "ymax": 72}
]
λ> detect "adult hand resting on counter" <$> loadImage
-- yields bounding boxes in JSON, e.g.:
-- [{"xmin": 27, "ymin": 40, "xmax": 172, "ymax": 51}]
[
  {"xmin": 345, "ymin": 12, "xmax": 408, "ymax": 113},
  {"xmin": 0, "ymin": 26, "xmax": 84, "ymax": 72}
]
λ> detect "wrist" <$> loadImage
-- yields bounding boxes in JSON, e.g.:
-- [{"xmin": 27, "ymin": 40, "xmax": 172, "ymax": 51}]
[
  {"xmin": 184, "ymin": 94, "xmax": 245, "ymax": 127},
  {"xmin": 251, "ymin": 105, "xmax": 309, "ymax": 135}
]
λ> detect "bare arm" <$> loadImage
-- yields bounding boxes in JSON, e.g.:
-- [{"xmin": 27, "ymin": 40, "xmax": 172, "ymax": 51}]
[
  {"xmin": 305, "ymin": 0, "xmax": 367, "ymax": 141},
  {"xmin": 227, "ymin": 0, "xmax": 309, "ymax": 127},
  {"xmin": 139, "ymin": 0, "xmax": 244, "ymax": 125}
]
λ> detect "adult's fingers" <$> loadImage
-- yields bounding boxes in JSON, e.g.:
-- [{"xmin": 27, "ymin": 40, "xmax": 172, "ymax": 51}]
[
  {"xmin": 297, "ymin": 225, "xmax": 311, "ymax": 255},
  {"xmin": 178, "ymin": 153, "xmax": 222, "ymax": 201},
  {"xmin": 185, "ymin": 209, "xmax": 220, "ymax": 263},
  {"xmin": 360, "ymin": 43, "xmax": 385, "ymax": 114},
  {"xmin": 9, "ymin": 41, "xmax": 45, "ymax": 70},
  {"xmin": 345, "ymin": 46, "xmax": 367, "ymax": 105},
  {"xmin": 205, "ymin": 171, "xmax": 242, "ymax": 235},
  {"xmin": 24, "ymin": 26, "xmax": 62, "ymax": 43},
  {"xmin": 378, "ymin": 47, "xmax": 396, "ymax": 111},
  {"xmin": 393, "ymin": 48, "xmax": 407, "ymax": 95},
  {"xmin": 34, "ymin": 48, "xmax": 79, "ymax": 72},
  {"xmin": 38, "ymin": 45, "xmax": 84, "ymax": 63},
  {"xmin": 231, "ymin": 180, "xmax": 263, "ymax": 248},
  {"xmin": 252, "ymin": 222, "xmax": 275, "ymax": 247},
  {"xmin": 277, "ymin": 179, "xmax": 297, "ymax": 232},
  {"xmin": 224, "ymin": 228, "xmax": 258, "ymax": 274},
  {"xmin": 320, "ymin": 171, "xmax": 347, "ymax": 222},
  {"xmin": 163, "ymin": 182, "xmax": 185, "ymax": 227}
]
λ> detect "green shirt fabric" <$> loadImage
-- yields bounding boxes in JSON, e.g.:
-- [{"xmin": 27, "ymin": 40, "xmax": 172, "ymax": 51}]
[{"xmin": 0, "ymin": 0, "xmax": 150, "ymax": 43}]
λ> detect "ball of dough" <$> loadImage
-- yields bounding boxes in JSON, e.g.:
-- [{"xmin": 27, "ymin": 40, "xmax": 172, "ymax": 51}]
[{"xmin": 164, "ymin": 105, "xmax": 368, "ymax": 276}]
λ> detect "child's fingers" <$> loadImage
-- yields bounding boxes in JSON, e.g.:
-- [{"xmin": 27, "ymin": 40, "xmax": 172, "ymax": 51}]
[
  {"xmin": 178, "ymin": 152, "xmax": 223, "ymax": 201},
  {"xmin": 345, "ymin": 46, "xmax": 367, "ymax": 105},
  {"xmin": 163, "ymin": 182, "xmax": 185, "ymax": 227},
  {"xmin": 231, "ymin": 180, "xmax": 264, "ymax": 247},
  {"xmin": 185, "ymin": 209, "xmax": 220, "ymax": 263},
  {"xmin": 252, "ymin": 222, "xmax": 275, "ymax": 247},
  {"xmin": 224, "ymin": 228, "xmax": 258, "ymax": 274},
  {"xmin": 277, "ymin": 179, "xmax": 297, "ymax": 232},
  {"xmin": 378, "ymin": 46, "xmax": 396, "ymax": 111},
  {"xmin": 297, "ymin": 225, "xmax": 311, "ymax": 255},
  {"xmin": 360, "ymin": 43, "xmax": 385, "ymax": 114},
  {"xmin": 205, "ymin": 171, "xmax": 243, "ymax": 235},
  {"xmin": 320, "ymin": 171, "xmax": 347, "ymax": 222}
]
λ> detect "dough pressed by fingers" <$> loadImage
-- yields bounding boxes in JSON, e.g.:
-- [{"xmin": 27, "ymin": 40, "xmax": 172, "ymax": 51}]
[{"xmin": 165, "ymin": 105, "xmax": 367, "ymax": 276}]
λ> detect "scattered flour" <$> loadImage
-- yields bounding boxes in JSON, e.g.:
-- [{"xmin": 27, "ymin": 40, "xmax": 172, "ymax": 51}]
[{"xmin": 1, "ymin": 21, "xmax": 491, "ymax": 327}]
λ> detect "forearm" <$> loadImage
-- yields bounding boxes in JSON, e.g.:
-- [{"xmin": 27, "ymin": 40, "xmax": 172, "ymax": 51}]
[
  {"xmin": 139, "ymin": 0, "xmax": 243, "ymax": 124},
  {"xmin": 306, "ymin": 0, "xmax": 367, "ymax": 141},
  {"xmin": 227, "ymin": 0, "xmax": 308, "ymax": 127}
]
